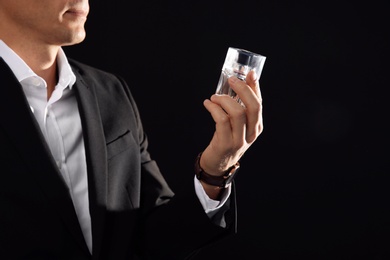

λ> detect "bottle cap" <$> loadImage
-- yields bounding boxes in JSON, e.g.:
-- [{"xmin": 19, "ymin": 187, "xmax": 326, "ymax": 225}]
[{"xmin": 222, "ymin": 47, "xmax": 266, "ymax": 78}]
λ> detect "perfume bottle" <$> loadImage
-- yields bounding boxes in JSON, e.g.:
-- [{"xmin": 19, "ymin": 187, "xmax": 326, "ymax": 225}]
[{"xmin": 215, "ymin": 47, "xmax": 266, "ymax": 105}]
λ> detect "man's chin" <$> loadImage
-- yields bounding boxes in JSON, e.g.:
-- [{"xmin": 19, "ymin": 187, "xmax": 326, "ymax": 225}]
[{"xmin": 61, "ymin": 32, "xmax": 86, "ymax": 47}]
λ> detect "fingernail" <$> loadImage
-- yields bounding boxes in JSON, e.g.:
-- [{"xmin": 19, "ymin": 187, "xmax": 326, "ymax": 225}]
[
  {"xmin": 251, "ymin": 71, "xmax": 258, "ymax": 81},
  {"xmin": 229, "ymin": 76, "xmax": 238, "ymax": 83}
]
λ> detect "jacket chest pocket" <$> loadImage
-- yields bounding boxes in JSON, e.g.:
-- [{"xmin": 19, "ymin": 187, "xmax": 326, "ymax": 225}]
[{"xmin": 106, "ymin": 130, "xmax": 137, "ymax": 160}]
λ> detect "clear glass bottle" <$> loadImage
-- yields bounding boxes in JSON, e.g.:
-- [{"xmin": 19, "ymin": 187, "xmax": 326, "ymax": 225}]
[{"xmin": 215, "ymin": 47, "xmax": 266, "ymax": 105}]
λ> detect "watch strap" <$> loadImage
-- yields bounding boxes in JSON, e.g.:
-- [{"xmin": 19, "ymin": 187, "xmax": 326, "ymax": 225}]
[{"xmin": 194, "ymin": 152, "xmax": 240, "ymax": 188}]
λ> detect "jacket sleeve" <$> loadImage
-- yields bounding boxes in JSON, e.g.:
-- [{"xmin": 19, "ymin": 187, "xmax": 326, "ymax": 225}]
[{"xmin": 116, "ymin": 76, "xmax": 238, "ymax": 259}]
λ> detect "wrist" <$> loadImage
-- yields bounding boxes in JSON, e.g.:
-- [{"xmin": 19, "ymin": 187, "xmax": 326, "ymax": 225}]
[{"xmin": 194, "ymin": 152, "xmax": 240, "ymax": 189}]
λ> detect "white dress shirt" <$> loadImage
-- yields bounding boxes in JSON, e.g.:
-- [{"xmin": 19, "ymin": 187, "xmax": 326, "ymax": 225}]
[{"xmin": 0, "ymin": 40, "xmax": 230, "ymax": 254}]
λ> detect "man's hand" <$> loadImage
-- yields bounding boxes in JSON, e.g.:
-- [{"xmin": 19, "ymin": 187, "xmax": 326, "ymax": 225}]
[{"xmin": 200, "ymin": 70, "xmax": 263, "ymax": 199}]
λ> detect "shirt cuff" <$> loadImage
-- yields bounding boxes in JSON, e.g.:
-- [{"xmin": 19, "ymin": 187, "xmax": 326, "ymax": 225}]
[{"xmin": 194, "ymin": 176, "xmax": 231, "ymax": 214}]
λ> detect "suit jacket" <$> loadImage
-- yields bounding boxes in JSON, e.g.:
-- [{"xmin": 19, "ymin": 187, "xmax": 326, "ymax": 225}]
[{"xmin": 0, "ymin": 58, "xmax": 236, "ymax": 260}]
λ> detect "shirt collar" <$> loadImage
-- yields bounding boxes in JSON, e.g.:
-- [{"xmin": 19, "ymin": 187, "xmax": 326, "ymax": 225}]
[{"xmin": 0, "ymin": 40, "xmax": 76, "ymax": 89}]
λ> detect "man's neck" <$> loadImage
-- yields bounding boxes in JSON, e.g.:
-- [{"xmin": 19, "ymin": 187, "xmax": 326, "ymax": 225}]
[{"xmin": 2, "ymin": 38, "xmax": 59, "ymax": 99}]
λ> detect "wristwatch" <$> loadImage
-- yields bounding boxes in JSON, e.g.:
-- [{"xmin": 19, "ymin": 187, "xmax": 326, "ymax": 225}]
[{"xmin": 194, "ymin": 152, "xmax": 240, "ymax": 188}]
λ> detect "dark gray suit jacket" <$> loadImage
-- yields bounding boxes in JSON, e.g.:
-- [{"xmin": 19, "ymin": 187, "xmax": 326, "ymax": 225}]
[{"xmin": 0, "ymin": 58, "xmax": 235, "ymax": 260}]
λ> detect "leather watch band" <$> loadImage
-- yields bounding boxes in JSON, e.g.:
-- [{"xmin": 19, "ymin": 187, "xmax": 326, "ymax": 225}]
[{"xmin": 194, "ymin": 152, "xmax": 240, "ymax": 188}]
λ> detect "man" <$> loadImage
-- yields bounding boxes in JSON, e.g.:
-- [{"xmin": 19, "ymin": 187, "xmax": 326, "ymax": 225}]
[{"xmin": 0, "ymin": 0, "xmax": 264, "ymax": 259}]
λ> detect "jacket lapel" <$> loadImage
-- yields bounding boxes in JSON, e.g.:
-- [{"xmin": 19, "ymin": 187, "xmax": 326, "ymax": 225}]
[
  {"xmin": 0, "ymin": 58, "xmax": 90, "ymax": 254},
  {"xmin": 72, "ymin": 66, "xmax": 108, "ymax": 259}
]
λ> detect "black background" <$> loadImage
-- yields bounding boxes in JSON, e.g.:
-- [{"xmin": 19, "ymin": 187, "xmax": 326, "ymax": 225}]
[{"xmin": 65, "ymin": 1, "xmax": 389, "ymax": 259}]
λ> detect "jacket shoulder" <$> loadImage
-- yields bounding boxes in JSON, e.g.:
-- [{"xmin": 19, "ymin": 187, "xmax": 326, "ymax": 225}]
[{"xmin": 68, "ymin": 58, "xmax": 117, "ymax": 80}]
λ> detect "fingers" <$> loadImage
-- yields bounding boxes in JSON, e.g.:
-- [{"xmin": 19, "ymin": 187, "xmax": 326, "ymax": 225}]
[
  {"xmin": 203, "ymin": 98, "xmax": 246, "ymax": 150},
  {"xmin": 247, "ymin": 70, "xmax": 262, "ymax": 99},
  {"xmin": 228, "ymin": 71, "xmax": 263, "ymax": 143},
  {"xmin": 202, "ymin": 70, "xmax": 264, "ymax": 170}
]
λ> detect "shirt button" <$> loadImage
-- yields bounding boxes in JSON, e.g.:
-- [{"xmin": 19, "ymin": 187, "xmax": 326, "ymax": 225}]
[
  {"xmin": 31, "ymin": 77, "xmax": 41, "ymax": 86},
  {"xmin": 56, "ymin": 161, "xmax": 62, "ymax": 170}
]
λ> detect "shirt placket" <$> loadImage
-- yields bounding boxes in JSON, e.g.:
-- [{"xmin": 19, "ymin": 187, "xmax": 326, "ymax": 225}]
[{"xmin": 43, "ymin": 85, "xmax": 72, "ymax": 191}]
